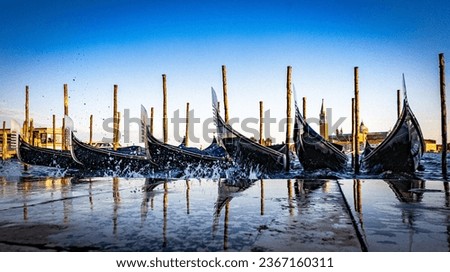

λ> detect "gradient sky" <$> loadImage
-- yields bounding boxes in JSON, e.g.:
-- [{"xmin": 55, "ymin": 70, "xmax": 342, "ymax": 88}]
[{"xmin": 1, "ymin": 0, "xmax": 449, "ymax": 146}]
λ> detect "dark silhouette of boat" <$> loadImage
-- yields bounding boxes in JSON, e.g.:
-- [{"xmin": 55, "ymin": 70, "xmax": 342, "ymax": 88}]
[
  {"xmin": 293, "ymin": 100, "xmax": 348, "ymax": 171},
  {"xmin": 361, "ymin": 76, "xmax": 425, "ymax": 173},
  {"xmin": 64, "ymin": 115, "xmax": 155, "ymax": 173},
  {"xmin": 143, "ymin": 106, "xmax": 228, "ymax": 171},
  {"xmin": 70, "ymin": 132, "xmax": 154, "ymax": 172},
  {"xmin": 211, "ymin": 88, "xmax": 286, "ymax": 173},
  {"xmin": 17, "ymin": 134, "xmax": 82, "ymax": 169}
]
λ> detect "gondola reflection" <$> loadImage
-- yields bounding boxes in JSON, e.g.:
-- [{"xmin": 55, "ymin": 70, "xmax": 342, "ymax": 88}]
[
  {"xmin": 213, "ymin": 179, "xmax": 255, "ymax": 250},
  {"xmin": 140, "ymin": 178, "xmax": 165, "ymax": 224}
]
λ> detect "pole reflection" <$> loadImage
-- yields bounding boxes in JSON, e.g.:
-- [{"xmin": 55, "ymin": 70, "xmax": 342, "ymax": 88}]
[
  {"xmin": 287, "ymin": 179, "xmax": 294, "ymax": 216},
  {"xmin": 260, "ymin": 179, "xmax": 264, "ymax": 216},
  {"xmin": 112, "ymin": 177, "xmax": 120, "ymax": 236},
  {"xmin": 186, "ymin": 179, "xmax": 190, "ymax": 215},
  {"xmin": 163, "ymin": 181, "xmax": 168, "ymax": 248},
  {"xmin": 61, "ymin": 177, "xmax": 72, "ymax": 225},
  {"xmin": 140, "ymin": 179, "xmax": 165, "ymax": 224},
  {"xmin": 213, "ymin": 179, "xmax": 254, "ymax": 251}
]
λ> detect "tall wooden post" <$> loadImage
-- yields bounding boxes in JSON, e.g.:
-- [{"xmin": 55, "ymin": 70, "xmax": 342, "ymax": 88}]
[
  {"xmin": 52, "ymin": 114, "xmax": 56, "ymax": 149},
  {"xmin": 61, "ymin": 117, "xmax": 65, "ymax": 150},
  {"xmin": 150, "ymin": 107, "xmax": 154, "ymax": 135},
  {"xmin": 440, "ymin": 53, "xmax": 447, "ymax": 178},
  {"xmin": 285, "ymin": 66, "xmax": 292, "ymax": 171},
  {"xmin": 89, "ymin": 114, "xmax": 93, "ymax": 145},
  {"xmin": 397, "ymin": 89, "xmax": 401, "ymax": 118},
  {"xmin": 64, "ymin": 84, "xmax": 69, "ymax": 116},
  {"xmin": 24, "ymin": 85, "xmax": 29, "ymax": 142},
  {"xmin": 2, "ymin": 121, "xmax": 7, "ymax": 160},
  {"xmin": 62, "ymin": 84, "xmax": 69, "ymax": 150},
  {"xmin": 259, "ymin": 101, "xmax": 264, "ymax": 145},
  {"xmin": 302, "ymin": 97, "xmax": 307, "ymax": 118},
  {"xmin": 222, "ymin": 65, "xmax": 229, "ymax": 124},
  {"xmin": 29, "ymin": 119, "xmax": 34, "ymax": 146},
  {"xmin": 113, "ymin": 84, "xmax": 118, "ymax": 150},
  {"xmin": 116, "ymin": 111, "xmax": 121, "ymax": 148},
  {"xmin": 185, "ymin": 102, "xmax": 190, "ymax": 147},
  {"xmin": 351, "ymin": 98, "xmax": 355, "ymax": 168},
  {"xmin": 162, "ymin": 74, "xmax": 168, "ymax": 144},
  {"xmin": 354, "ymin": 67, "xmax": 360, "ymax": 174}
]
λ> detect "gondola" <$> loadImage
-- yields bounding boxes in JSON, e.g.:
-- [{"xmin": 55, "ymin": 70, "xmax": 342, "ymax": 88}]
[
  {"xmin": 11, "ymin": 118, "xmax": 82, "ymax": 169},
  {"xmin": 143, "ymin": 105, "xmax": 228, "ymax": 171},
  {"xmin": 361, "ymin": 76, "xmax": 425, "ymax": 173},
  {"xmin": 17, "ymin": 134, "xmax": 82, "ymax": 169},
  {"xmin": 293, "ymin": 100, "xmax": 348, "ymax": 171},
  {"xmin": 67, "ymin": 116, "xmax": 155, "ymax": 173},
  {"xmin": 211, "ymin": 88, "xmax": 286, "ymax": 173}
]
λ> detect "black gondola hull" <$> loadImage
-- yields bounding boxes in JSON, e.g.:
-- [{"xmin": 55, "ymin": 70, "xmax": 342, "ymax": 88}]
[
  {"xmin": 146, "ymin": 132, "xmax": 227, "ymax": 171},
  {"xmin": 362, "ymin": 119, "xmax": 423, "ymax": 173},
  {"xmin": 71, "ymin": 134, "xmax": 152, "ymax": 172},
  {"xmin": 221, "ymin": 137, "xmax": 285, "ymax": 173},
  {"xmin": 17, "ymin": 135, "xmax": 81, "ymax": 169},
  {"xmin": 294, "ymin": 108, "xmax": 348, "ymax": 172},
  {"xmin": 295, "ymin": 133, "xmax": 348, "ymax": 171}
]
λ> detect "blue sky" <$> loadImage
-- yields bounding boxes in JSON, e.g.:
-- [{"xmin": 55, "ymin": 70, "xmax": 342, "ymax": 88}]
[{"xmin": 1, "ymin": 0, "xmax": 449, "ymax": 145}]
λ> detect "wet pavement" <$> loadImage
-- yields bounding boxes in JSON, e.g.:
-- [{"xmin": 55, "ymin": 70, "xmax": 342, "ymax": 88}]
[{"xmin": 0, "ymin": 177, "xmax": 448, "ymax": 251}]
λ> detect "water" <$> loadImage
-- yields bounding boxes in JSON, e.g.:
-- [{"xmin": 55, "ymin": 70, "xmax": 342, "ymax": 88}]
[{"xmin": 0, "ymin": 153, "xmax": 449, "ymax": 251}]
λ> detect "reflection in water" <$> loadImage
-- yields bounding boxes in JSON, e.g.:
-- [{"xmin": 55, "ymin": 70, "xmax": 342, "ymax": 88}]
[
  {"xmin": 385, "ymin": 179, "xmax": 426, "ymax": 251},
  {"xmin": 287, "ymin": 179, "xmax": 293, "ymax": 216},
  {"xmin": 260, "ymin": 179, "xmax": 264, "ymax": 216},
  {"xmin": 186, "ymin": 180, "xmax": 190, "ymax": 215},
  {"xmin": 61, "ymin": 178, "xmax": 72, "ymax": 225},
  {"xmin": 386, "ymin": 180, "xmax": 425, "ymax": 203},
  {"xmin": 213, "ymin": 179, "xmax": 255, "ymax": 250},
  {"xmin": 163, "ymin": 181, "xmax": 168, "ymax": 248},
  {"xmin": 140, "ymin": 179, "xmax": 165, "ymax": 224},
  {"xmin": 89, "ymin": 179, "xmax": 94, "ymax": 211},
  {"xmin": 112, "ymin": 177, "xmax": 120, "ymax": 236},
  {"xmin": 352, "ymin": 179, "xmax": 368, "ymax": 250}
]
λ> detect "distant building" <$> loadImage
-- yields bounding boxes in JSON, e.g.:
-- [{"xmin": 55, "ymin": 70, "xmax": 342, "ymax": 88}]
[
  {"xmin": 28, "ymin": 127, "xmax": 64, "ymax": 149},
  {"xmin": 319, "ymin": 99, "xmax": 329, "ymax": 141},
  {"xmin": 424, "ymin": 139, "xmax": 437, "ymax": 153},
  {"xmin": 0, "ymin": 128, "xmax": 16, "ymax": 159},
  {"xmin": 328, "ymin": 121, "xmax": 388, "ymax": 152}
]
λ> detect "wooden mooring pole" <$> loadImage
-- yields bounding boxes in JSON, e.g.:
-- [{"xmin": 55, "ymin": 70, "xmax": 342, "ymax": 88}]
[
  {"xmin": 397, "ymin": 89, "xmax": 401, "ymax": 118},
  {"xmin": 89, "ymin": 114, "xmax": 93, "ymax": 145},
  {"xmin": 185, "ymin": 102, "xmax": 190, "ymax": 147},
  {"xmin": 354, "ymin": 67, "xmax": 360, "ymax": 174},
  {"xmin": 52, "ymin": 114, "xmax": 56, "ymax": 149},
  {"xmin": 440, "ymin": 53, "xmax": 447, "ymax": 178},
  {"xmin": 2, "ymin": 121, "xmax": 8, "ymax": 160},
  {"xmin": 116, "ymin": 111, "xmax": 121, "ymax": 147},
  {"xmin": 302, "ymin": 97, "xmax": 307, "ymax": 119},
  {"xmin": 24, "ymin": 86, "xmax": 29, "ymax": 142},
  {"xmin": 62, "ymin": 84, "xmax": 69, "ymax": 150},
  {"xmin": 259, "ymin": 101, "xmax": 264, "ymax": 145},
  {"xmin": 113, "ymin": 84, "xmax": 118, "ymax": 150},
  {"xmin": 222, "ymin": 65, "xmax": 229, "ymax": 124},
  {"xmin": 351, "ymin": 98, "xmax": 355, "ymax": 168},
  {"xmin": 162, "ymin": 74, "xmax": 168, "ymax": 144},
  {"xmin": 150, "ymin": 107, "xmax": 154, "ymax": 135},
  {"xmin": 285, "ymin": 66, "xmax": 292, "ymax": 171},
  {"xmin": 29, "ymin": 119, "xmax": 34, "ymax": 146},
  {"xmin": 61, "ymin": 117, "xmax": 65, "ymax": 149}
]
